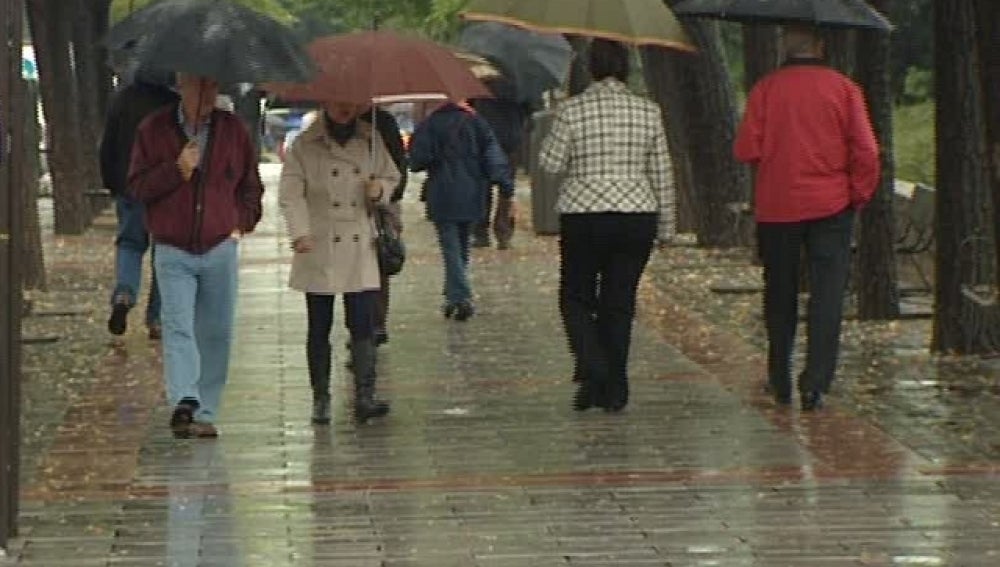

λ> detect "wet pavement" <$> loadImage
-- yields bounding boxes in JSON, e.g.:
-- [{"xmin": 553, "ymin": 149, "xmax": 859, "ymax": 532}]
[{"xmin": 4, "ymin": 165, "xmax": 1000, "ymax": 566}]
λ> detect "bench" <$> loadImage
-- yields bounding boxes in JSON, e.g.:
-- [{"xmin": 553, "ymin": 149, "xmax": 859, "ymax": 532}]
[{"xmin": 894, "ymin": 183, "xmax": 935, "ymax": 291}]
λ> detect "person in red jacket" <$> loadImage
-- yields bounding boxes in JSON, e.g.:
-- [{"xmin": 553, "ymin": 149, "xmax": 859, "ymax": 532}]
[
  {"xmin": 129, "ymin": 73, "xmax": 264, "ymax": 438},
  {"xmin": 734, "ymin": 25, "xmax": 880, "ymax": 411}
]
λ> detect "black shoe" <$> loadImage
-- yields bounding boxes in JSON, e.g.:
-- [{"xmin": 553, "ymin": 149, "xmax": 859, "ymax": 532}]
[
  {"xmin": 312, "ymin": 397, "xmax": 331, "ymax": 425},
  {"xmin": 147, "ymin": 323, "xmax": 162, "ymax": 341},
  {"xmin": 453, "ymin": 301, "xmax": 475, "ymax": 322},
  {"xmin": 763, "ymin": 382, "xmax": 792, "ymax": 406},
  {"xmin": 374, "ymin": 330, "xmax": 388, "ymax": 346},
  {"xmin": 355, "ymin": 397, "xmax": 390, "ymax": 422},
  {"xmin": 170, "ymin": 399, "xmax": 199, "ymax": 438},
  {"xmin": 443, "ymin": 303, "xmax": 457, "ymax": 319},
  {"xmin": 108, "ymin": 302, "xmax": 130, "ymax": 336},
  {"xmin": 572, "ymin": 382, "xmax": 596, "ymax": 411},
  {"xmin": 603, "ymin": 401, "xmax": 627, "ymax": 413},
  {"xmin": 801, "ymin": 391, "xmax": 824, "ymax": 411}
]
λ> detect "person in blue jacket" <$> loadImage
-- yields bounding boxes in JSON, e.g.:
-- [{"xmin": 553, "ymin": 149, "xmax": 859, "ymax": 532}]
[{"xmin": 409, "ymin": 101, "xmax": 514, "ymax": 321}]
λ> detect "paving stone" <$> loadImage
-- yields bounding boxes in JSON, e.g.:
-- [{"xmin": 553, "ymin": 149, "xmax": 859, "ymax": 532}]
[{"xmin": 4, "ymin": 167, "xmax": 1000, "ymax": 564}]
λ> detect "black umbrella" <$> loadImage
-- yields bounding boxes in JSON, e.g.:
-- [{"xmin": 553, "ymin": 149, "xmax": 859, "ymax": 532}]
[
  {"xmin": 671, "ymin": 0, "xmax": 892, "ymax": 31},
  {"xmin": 458, "ymin": 22, "xmax": 573, "ymax": 103},
  {"xmin": 105, "ymin": 0, "xmax": 314, "ymax": 85}
]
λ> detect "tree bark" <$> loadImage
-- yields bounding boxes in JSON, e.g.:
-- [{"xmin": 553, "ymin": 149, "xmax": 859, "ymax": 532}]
[
  {"xmin": 27, "ymin": 0, "xmax": 89, "ymax": 234},
  {"xmin": 565, "ymin": 35, "xmax": 591, "ymax": 96},
  {"xmin": 93, "ymin": 1, "xmax": 114, "ymax": 116},
  {"xmin": 823, "ymin": 29, "xmax": 857, "ymax": 77},
  {"xmin": 642, "ymin": 46, "xmax": 697, "ymax": 233},
  {"xmin": 976, "ymin": 0, "xmax": 1000, "ymax": 300},
  {"xmin": 855, "ymin": 0, "xmax": 900, "ymax": 320},
  {"xmin": 72, "ymin": 0, "xmax": 106, "ymax": 218},
  {"xmin": 21, "ymin": 80, "xmax": 45, "ymax": 291},
  {"xmin": 0, "ymin": 0, "xmax": 25, "ymax": 543},
  {"xmin": 932, "ymin": 0, "xmax": 997, "ymax": 353},
  {"xmin": 741, "ymin": 24, "xmax": 781, "ymax": 93},
  {"xmin": 670, "ymin": 16, "xmax": 751, "ymax": 247}
]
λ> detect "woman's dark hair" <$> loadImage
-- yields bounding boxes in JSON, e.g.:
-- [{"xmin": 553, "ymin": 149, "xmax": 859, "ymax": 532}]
[{"xmin": 588, "ymin": 39, "xmax": 630, "ymax": 82}]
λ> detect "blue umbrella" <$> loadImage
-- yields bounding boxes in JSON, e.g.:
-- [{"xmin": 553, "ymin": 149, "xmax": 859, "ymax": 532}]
[{"xmin": 458, "ymin": 22, "xmax": 573, "ymax": 103}]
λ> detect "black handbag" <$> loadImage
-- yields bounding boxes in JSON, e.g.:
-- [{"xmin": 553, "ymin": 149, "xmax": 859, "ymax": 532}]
[{"xmin": 374, "ymin": 205, "xmax": 405, "ymax": 276}]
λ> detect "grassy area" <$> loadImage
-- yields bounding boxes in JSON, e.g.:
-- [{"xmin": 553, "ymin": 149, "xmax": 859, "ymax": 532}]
[{"xmin": 894, "ymin": 101, "xmax": 935, "ymax": 185}]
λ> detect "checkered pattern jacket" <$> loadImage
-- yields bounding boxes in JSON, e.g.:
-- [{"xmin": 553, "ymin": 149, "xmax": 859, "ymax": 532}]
[{"xmin": 539, "ymin": 79, "xmax": 675, "ymax": 240}]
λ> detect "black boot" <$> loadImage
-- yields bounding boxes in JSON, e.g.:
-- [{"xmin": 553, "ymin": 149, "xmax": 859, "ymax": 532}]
[
  {"xmin": 308, "ymin": 340, "xmax": 332, "ymax": 424},
  {"xmin": 350, "ymin": 338, "xmax": 390, "ymax": 422}
]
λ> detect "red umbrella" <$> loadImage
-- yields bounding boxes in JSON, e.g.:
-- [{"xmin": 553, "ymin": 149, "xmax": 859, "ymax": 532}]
[{"xmin": 267, "ymin": 31, "xmax": 492, "ymax": 104}]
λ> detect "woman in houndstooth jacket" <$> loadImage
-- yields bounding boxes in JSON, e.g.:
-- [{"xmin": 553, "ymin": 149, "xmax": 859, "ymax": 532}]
[{"xmin": 539, "ymin": 39, "xmax": 676, "ymax": 413}]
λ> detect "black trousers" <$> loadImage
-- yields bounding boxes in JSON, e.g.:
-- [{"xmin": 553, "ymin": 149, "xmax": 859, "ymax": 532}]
[
  {"xmin": 306, "ymin": 291, "xmax": 377, "ymax": 398},
  {"xmin": 559, "ymin": 213, "xmax": 657, "ymax": 405},
  {"xmin": 757, "ymin": 209, "xmax": 854, "ymax": 396}
]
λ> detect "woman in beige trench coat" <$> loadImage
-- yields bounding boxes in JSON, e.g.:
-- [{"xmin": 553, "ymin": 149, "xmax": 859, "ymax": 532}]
[{"xmin": 279, "ymin": 101, "xmax": 401, "ymax": 425}]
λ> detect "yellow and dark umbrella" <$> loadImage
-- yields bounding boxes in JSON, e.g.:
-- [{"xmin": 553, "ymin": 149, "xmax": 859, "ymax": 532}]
[{"xmin": 459, "ymin": 0, "xmax": 696, "ymax": 52}]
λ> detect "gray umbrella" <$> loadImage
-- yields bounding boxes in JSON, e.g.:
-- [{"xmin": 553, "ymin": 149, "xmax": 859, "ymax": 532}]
[
  {"xmin": 671, "ymin": 0, "xmax": 892, "ymax": 31},
  {"xmin": 105, "ymin": 0, "xmax": 314, "ymax": 85},
  {"xmin": 458, "ymin": 22, "xmax": 573, "ymax": 103}
]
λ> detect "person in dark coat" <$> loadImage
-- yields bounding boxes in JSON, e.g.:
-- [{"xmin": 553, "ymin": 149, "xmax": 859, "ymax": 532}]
[
  {"xmin": 100, "ymin": 69, "xmax": 179, "ymax": 340},
  {"xmin": 470, "ymin": 76, "xmax": 527, "ymax": 250},
  {"xmin": 360, "ymin": 107, "xmax": 408, "ymax": 345},
  {"xmin": 409, "ymin": 102, "xmax": 514, "ymax": 321}
]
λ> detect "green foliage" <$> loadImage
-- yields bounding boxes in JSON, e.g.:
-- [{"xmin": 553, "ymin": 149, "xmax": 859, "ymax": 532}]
[
  {"xmin": 423, "ymin": 0, "xmax": 469, "ymax": 42},
  {"xmin": 901, "ymin": 66, "xmax": 933, "ymax": 104},
  {"xmin": 894, "ymin": 101, "xmax": 934, "ymax": 185},
  {"xmin": 110, "ymin": 0, "xmax": 294, "ymax": 24}
]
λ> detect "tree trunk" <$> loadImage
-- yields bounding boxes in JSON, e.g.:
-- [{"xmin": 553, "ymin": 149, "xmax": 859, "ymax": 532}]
[
  {"xmin": 671, "ymin": 16, "xmax": 751, "ymax": 247},
  {"xmin": 932, "ymin": 0, "xmax": 997, "ymax": 353},
  {"xmin": 824, "ymin": 29, "xmax": 857, "ymax": 77},
  {"xmin": 855, "ymin": 0, "xmax": 900, "ymax": 320},
  {"xmin": 93, "ymin": 1, "xmax": 113, "ymax": 114},
  {"xmin": 976, "ymin": 0, "xmax": 1000, "ymax": 299},
  {"xmin": 565, "ymin": 35, "xmax": 591, "ymax": 96},
  {"xmin": 21, "ymin": 80, "xmax": 45, "ymax": 291},
  {"xmin": 72, "ymin": 0, "xmax": 107, "ymax": 219},
  {"xmin": 642, "ymin": 46, "xmax": 697, "ymax": 233},
  {"xmin": 741, "ymin": 24, "xmax": 781, "ymax": 93},
  {"xmin": 27, "ymin": 0, "xmax": 89, "ymax": 234},
  {"xmin": 0, "ymin": 0, "xmax": 25, "ymax": 544}
]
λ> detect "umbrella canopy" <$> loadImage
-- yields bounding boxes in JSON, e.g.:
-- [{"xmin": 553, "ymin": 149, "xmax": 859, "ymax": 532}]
[
  {"xmin": 459, "ymin": 0, "xmax": 695, "ymax": 51},
  {"xmin": 671, "ymin": 0, "xmax": 892, "ymax": 31},
  {"xmin": 458, "ymin": 22, "xmax": 572, "ymax": 103},
  {"xmin": 267, "ymin": 31, "xmax": 492, "ymax": 104},
  {"xmin": 454, "ymin": 51, "xmax": 504, "ymax": 81},
  {"xmin": 105, "ymin": 0, "xmax": 314, "ymax": 85}
]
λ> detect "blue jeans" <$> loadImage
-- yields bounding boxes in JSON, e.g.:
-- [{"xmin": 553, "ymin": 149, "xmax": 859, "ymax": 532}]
[
  {"xmin": 154, "ymin": 239, "xmax": 239, "ymax": 424},
  {"xmin": 113, "ymin": 196, "xmax": 160, "ymax": 325},
  {"xmin": 435, "ymin": 221, "xmax": 472, "ymax": 305}
]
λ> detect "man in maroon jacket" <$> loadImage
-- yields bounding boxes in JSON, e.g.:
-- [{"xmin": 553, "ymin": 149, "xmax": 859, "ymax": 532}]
[
  {"xmin": 129, "ymin": 73, "xmax": 264, "ymax": 438},
  {"xmin": 734, "ymin": 25, "xmax": 880, "ymax": 411}
]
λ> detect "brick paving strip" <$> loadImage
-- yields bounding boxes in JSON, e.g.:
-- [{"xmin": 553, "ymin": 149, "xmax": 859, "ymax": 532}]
[{"xmin": 6, "ymin": 167, "xmax": 1000, "ymax": 566}]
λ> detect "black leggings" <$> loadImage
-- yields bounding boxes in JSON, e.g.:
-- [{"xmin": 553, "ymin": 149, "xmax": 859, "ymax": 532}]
[{"xmin": 306, "ymin": 291, "xmax": 377, "ymax": 347}]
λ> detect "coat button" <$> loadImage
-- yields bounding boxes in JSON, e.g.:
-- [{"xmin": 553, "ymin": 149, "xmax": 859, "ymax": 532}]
[
  {"xmin": 351, "ymin": 201, "xmax": 357, "ymax": 207},
  {"xmin": 332, "ymin": 202, "xmax": 341, "ymax": 208},
  {"xmin": 354, "ymin": 167, "xmax": 361, "ymax": 175},
  {"xmin": 332, "ymin": 169, "xmax": 339, "ymax": 177},
  {"xmin": 353, "ymin": 234, "xmax": 359, "ymax": 242},
  {"xmin": 334, "ymin": 236, "xmax": 342, "ymax": 243}
]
